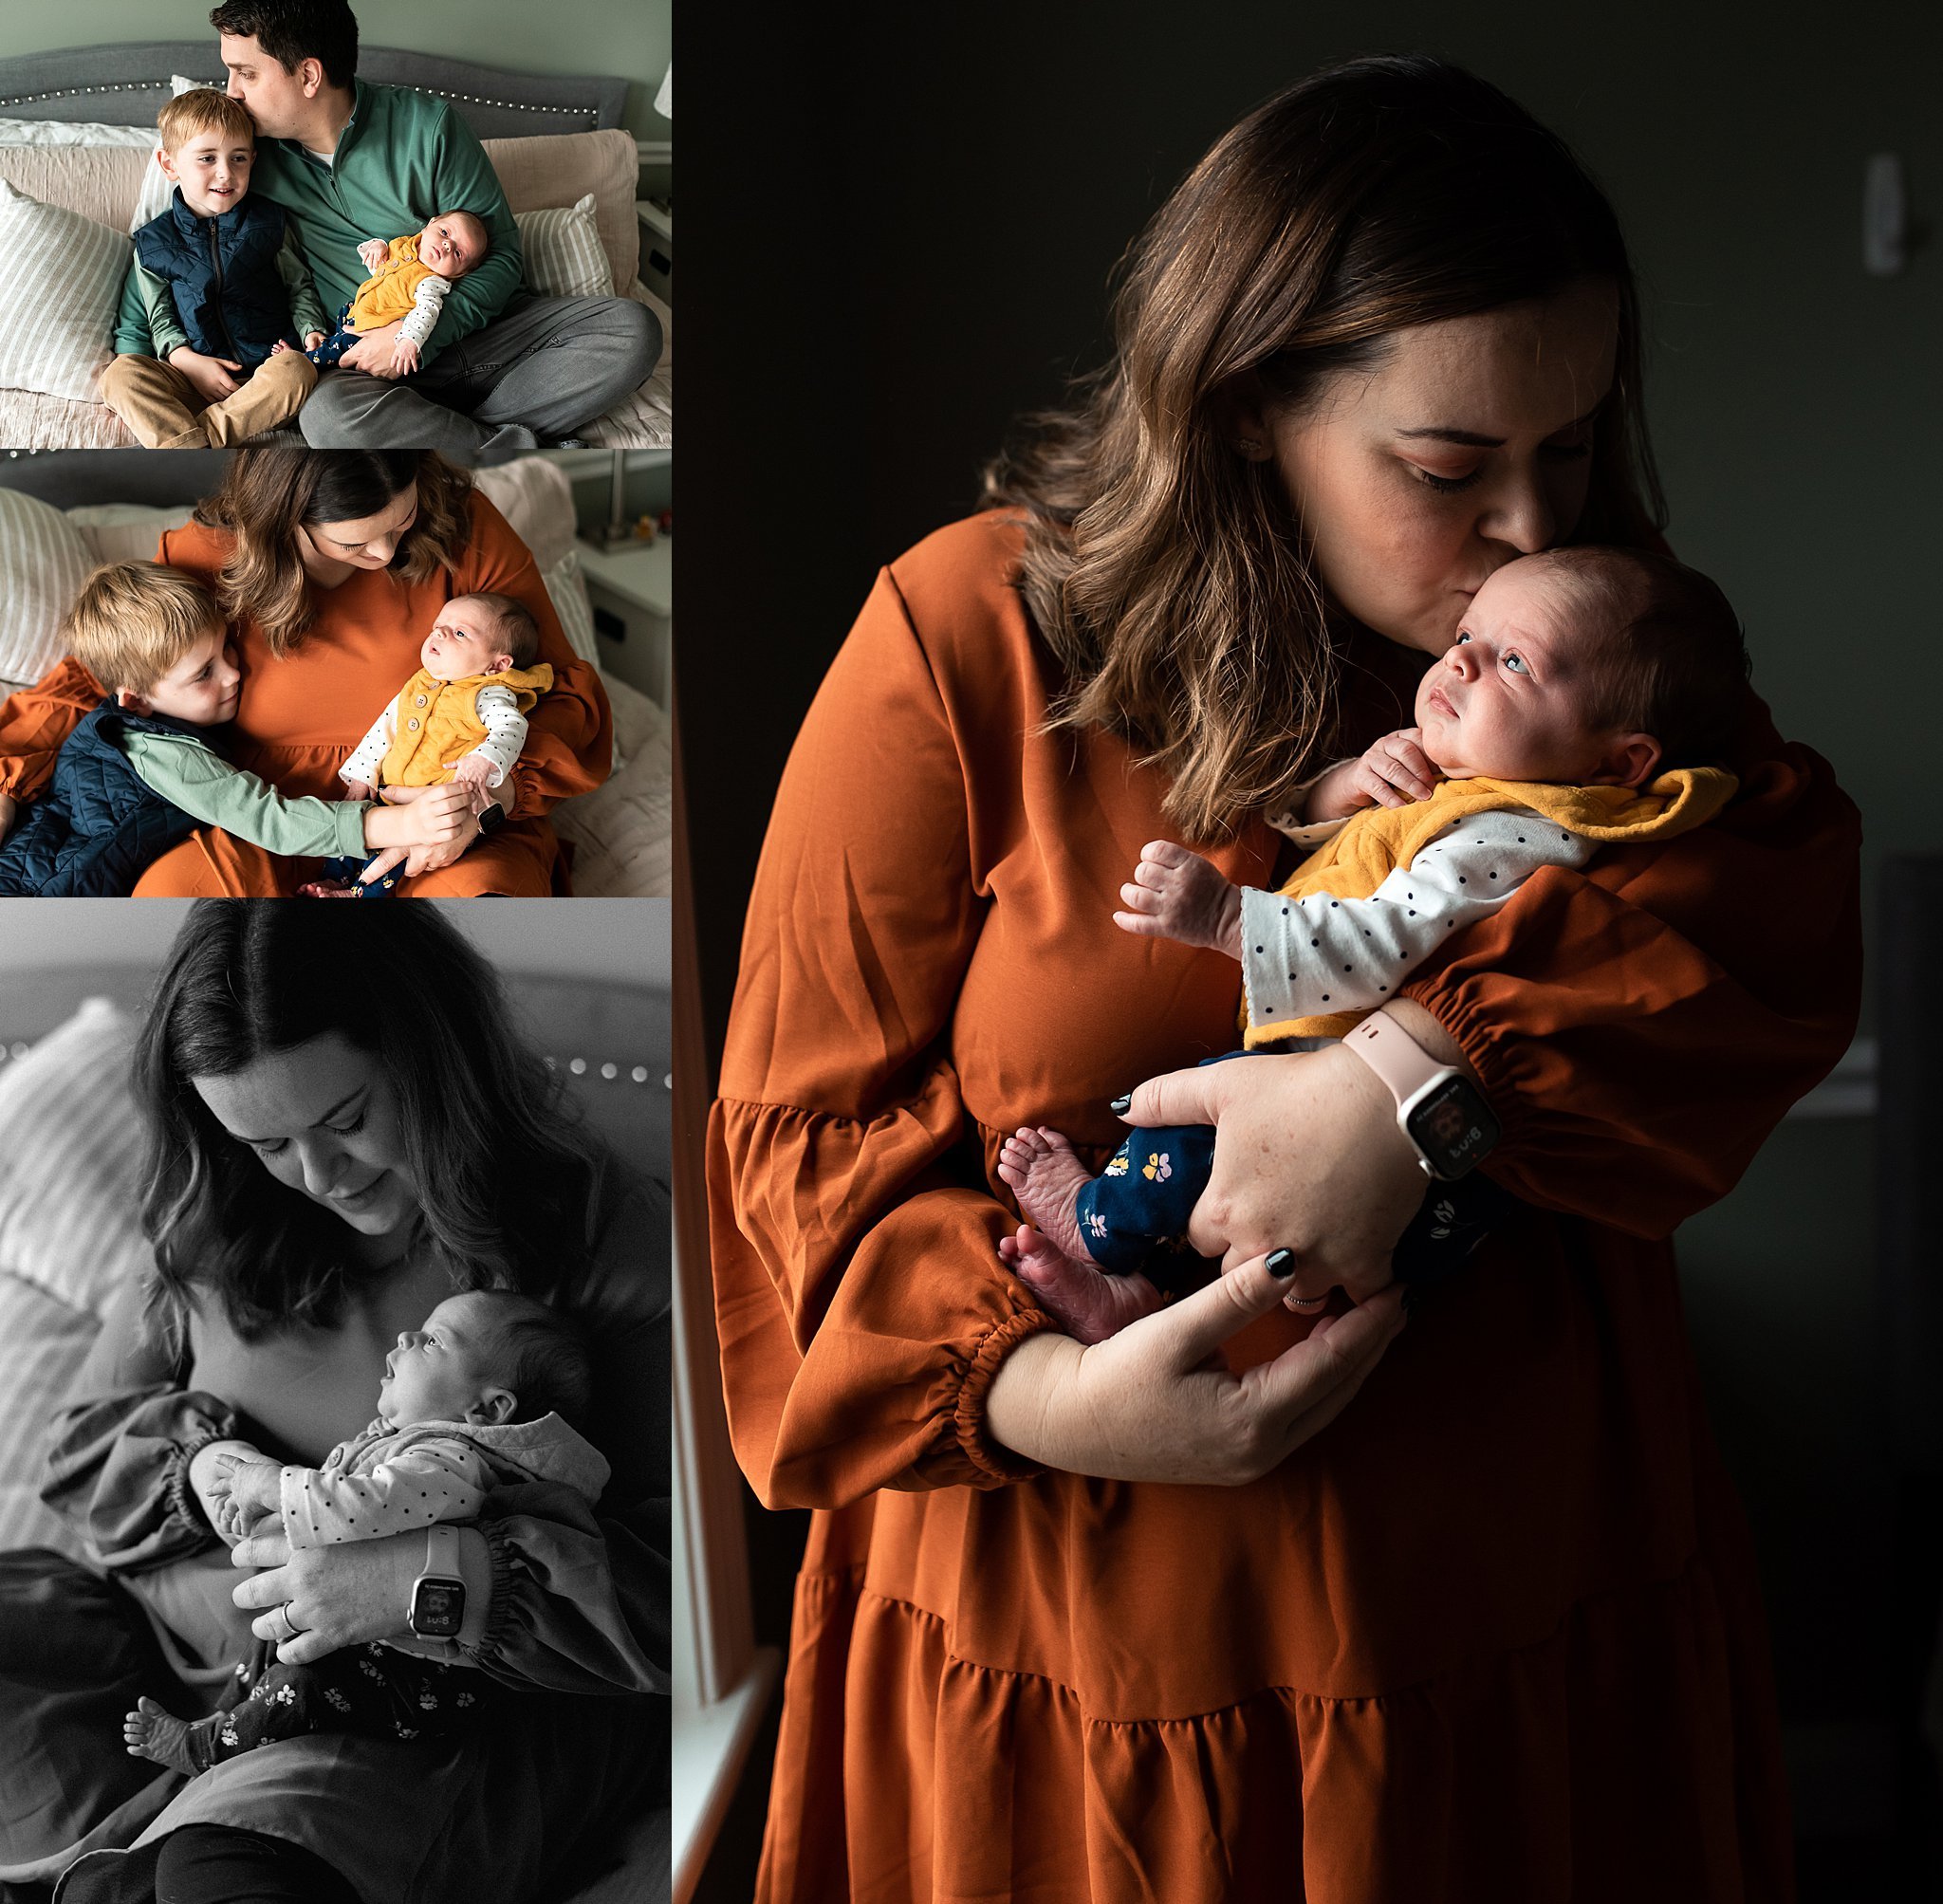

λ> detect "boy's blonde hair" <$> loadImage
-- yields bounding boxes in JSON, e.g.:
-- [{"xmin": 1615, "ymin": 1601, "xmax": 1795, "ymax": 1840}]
[
  {"xmin": 157, "ymin": 88, "xmax": 256, "ymax": 156},
  {"xmin": 63, "ymin": 563, "xmax": 225, "ymax": 694}
]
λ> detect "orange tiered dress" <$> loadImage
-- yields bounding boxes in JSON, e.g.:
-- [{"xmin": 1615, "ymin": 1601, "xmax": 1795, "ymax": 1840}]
[
  {"xmin": 0, "ymin": 490, "xmax": 610, "ymax": 896},
  {"xmin": 707, "ymin": 511, "xmax": 1862, "ymax": 1902}
]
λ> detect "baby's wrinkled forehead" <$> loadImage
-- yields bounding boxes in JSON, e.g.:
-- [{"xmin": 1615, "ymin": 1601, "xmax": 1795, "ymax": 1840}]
[{"xmin": 1494, "ymin": 552, "xmax": 1642, "ymax": 656}]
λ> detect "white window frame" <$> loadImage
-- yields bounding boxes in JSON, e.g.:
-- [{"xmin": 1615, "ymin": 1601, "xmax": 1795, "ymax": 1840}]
[{"xmin": 668, "ymin": 708, "xmax": 781, "ymax": 1901}]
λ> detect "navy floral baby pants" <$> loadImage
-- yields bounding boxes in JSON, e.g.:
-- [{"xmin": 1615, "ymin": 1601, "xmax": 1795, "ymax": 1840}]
[
  {"xmin": 1073, "ymin": 1047, "xmax": 1521, "ymax": 1294},
  {"xmin": 184, "ymin": 1638, "xmax": 488, "ymax": 1769}
]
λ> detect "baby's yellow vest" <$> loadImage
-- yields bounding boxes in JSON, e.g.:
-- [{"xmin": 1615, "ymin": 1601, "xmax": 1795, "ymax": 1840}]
[
  {"xmin": 347, "ymin": 234, "xmax": 436, "ymax": 331},
  {"xmin": 379, "ymin": 663, "xmax": 554, "ymax": 787},
  {"xmin": 1245, "ymin": 767, "xmax": 1738, "ymax": 1045}
]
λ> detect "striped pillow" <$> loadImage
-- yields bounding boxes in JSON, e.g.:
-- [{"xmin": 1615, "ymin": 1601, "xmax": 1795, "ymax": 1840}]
[
  {"xmin": 0, "ymin": 486, "xmax": 94, "ymax": 688},
  {"xmin": 0, "ymin": 998, "xmax": 155, "ymax": 1320},
  {"xmin": 0, "ymin": 180, "xmax": 129, "ymax": 401},
  {"xmin": 514, "ymin": 193, "xmax": 613, "ymax": 300}
]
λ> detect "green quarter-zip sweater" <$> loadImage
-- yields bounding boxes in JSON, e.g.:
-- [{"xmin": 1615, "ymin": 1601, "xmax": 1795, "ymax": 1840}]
[{"xmin": 244, "ymin": 79, "xmax": 523, "ymax": 369}]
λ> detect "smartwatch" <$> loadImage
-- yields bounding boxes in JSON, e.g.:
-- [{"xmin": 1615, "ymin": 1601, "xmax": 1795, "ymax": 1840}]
[
  {"xmin": 477, "ymin": 799, "xmax": 509, "ymax": 838},
  {"xmin": 408, "ymin": 1525, "xmax": 466, "ymax": 1639},
  {"xmin": 1342, "ymin": 1009, "xmax": 1500, "ymax": 1181}
]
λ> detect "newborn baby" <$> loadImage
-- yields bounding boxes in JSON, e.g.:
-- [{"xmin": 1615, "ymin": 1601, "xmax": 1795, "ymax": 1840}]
[
  {"xmin": 307, "ymin": 209, "xmax": 490, "ymax": 376},
  {"xmin": 123, "ymin": 1288, "xmax": 606, "ymax": 1774},
  {"xmin": 997, "ymin": 545, "xmax": 1749, "ymax": 1335},
  {"xmin": 302, "ymin": 591, "xmax": 552, "ymax": 897}
]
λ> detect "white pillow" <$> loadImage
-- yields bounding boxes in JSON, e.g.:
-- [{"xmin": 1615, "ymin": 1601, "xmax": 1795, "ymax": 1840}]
[
  {"xmin": 0, "ymin": 997, "xmax": 154, "ymax": 1319},
  {"xmin": 66, "ymin": 502, "xmax": 194, "ymax": 567},
  {"xmin": 513, "ymin": 193, "xmax": 613, "ymax": 299},
  {"xmin": 131, "ymin": 75, "xmax": 221, "ymax": 232},
  {"xmin": 0, "ymin": 487, "xmax": 93, "ymax": 686},
  {"xmin": 545, "ymin": 550, "xmax": 601, "ymax": 670},
  {"xmin": 0, "ymin": 181, "xmax": 129, "ymax": 401},
  {"xmin": 0, "ymin": 118, "xmax": 159, "ymax": 148},
  {"xmin": 473, "ymin": 454, "xmax": 579, "ymax": 569}
]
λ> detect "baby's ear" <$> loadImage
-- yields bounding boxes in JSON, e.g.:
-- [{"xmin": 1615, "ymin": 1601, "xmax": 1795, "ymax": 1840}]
[
  {"xmin": 486, "ymin": 654, "xmax": 513, "ymax": 675},
  {"xmin": 472, "ymin": 1387, "xmax": 518, "ymax": 1426},
  {"xmin": 1590, "ymin": 731, "xmax": 1663, "ymax": 788}
]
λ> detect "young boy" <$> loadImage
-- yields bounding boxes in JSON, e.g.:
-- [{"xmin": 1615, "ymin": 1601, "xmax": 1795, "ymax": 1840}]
[
  {"xmin": 122, "ymin": 1289, "xmax": 608, "ymax": 1773},
  {"xmin": 995, "ymin": 546, "xmax": 1750, "ymax": 1327},
  {"xmin": 302, "ymin": 591, "xmax": 551, "ymax": 897},
  {"xmin": 98, "ymin": 88, "xmax": 327, "ymax": 448},
  {"xmin": 0, "ymin": 563, "xmax": 435, "ymax": 897},
  {"xmin": 307, "ymin": 209, "xmax": 491, "ymax": 377}
]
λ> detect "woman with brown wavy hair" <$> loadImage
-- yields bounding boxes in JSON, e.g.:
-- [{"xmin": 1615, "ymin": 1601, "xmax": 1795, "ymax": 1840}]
[
  {"xmin": 709, "ymin": 55, "xmax": 1860, "ymax": 1900},
  {"xmin": 0, "ymin": 448, "xmax": 610, "ymax": 897}
]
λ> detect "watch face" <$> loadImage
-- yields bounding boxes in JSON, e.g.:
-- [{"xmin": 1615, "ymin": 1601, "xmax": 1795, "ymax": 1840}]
[
  {"xmin": 1406, "ymin": 1077, "xmax": 1501, "ymax": 1178},
  {"xmin": 411, "ymin": 1578, "xmax": 465, "ymax": 1638}
]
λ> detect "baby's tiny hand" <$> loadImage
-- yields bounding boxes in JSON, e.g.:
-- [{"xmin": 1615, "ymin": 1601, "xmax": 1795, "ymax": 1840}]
[
  {"xmin": 451, "ymin": 755, "xmax": 494, "ymax": 790},
  {"xmin": 342, "ymin": 777, "xmax": 378, "ymax": 803},
  {"xmin": 304, "ymin": 331, "xmax": 326, "ymax": 353},
  {"xmin": 390, "ymin": 336, "xmax": 420, "ymax": 377},
  {"xmin": 1113, "ymin": 841, "xmax": 1244, "ymax": 958},
  {"xmin": 357, "ymin": 238, "xmax": 390, "ymax": 272},
  {"xmin": 1321, "ymin": 728, "xmax": 1438, "ymax": 816},
  {"xmin": 270, "ymin": 339, "xmax": 287, "ymax": 356}
]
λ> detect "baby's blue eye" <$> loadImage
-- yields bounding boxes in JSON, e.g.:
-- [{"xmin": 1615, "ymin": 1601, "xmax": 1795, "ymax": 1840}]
[
  {"xmin": 1504, "ymin": 654, "xmax": 1528, "ymax": 675},
  {"xmin": 1454, "ymin": 632, "xmax": 1472, "ymax": 644}
]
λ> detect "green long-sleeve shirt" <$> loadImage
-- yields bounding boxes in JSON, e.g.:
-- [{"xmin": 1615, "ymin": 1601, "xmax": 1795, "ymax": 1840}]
[
  {"xmin": 247, "ymin": 80, "xmax": 523, "ymax": 369},
  {"xmin": 111, "ymin": 223, "xmax": 329, "ymax": 360},
  {"xmin": 122, "ymin": 730, "xmax": 371, "ymax": 859}
]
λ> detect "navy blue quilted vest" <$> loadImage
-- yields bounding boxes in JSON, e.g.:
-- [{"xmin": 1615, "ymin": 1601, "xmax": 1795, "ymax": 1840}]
[
  {"xmin": 133, "ymin": 189, "xmax": 300, "ymax": 371},
  {"xmin": 0, "ymin": 701, "xmax": 213, "ymax": 897}
]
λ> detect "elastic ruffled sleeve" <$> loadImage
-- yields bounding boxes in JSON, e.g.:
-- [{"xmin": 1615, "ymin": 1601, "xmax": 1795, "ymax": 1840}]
[
  {"xmin": 457, "ymin": 493, "xmax": 612, "ymax": 820},
  {"xmin": 708, "ymin": 564, "xmax": 1055, "ymax": 1513},
  {"xmin": 470, "ymin": 1483, "xmax": 668, "ymax": 1695},
  {"xmin": 0, "ymin": 656, "xmax": 105, "ymax": 801},
  {"xmin": 42, "ymin": 1384, "xmax": 235, "ymax": 1574},
  {"xmin": 1404, "ymin": 718, "xmax": 1862, "ymax": 1239}
]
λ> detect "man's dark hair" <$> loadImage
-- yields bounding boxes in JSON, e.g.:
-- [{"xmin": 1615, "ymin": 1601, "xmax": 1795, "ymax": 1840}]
[{"xmin": 210, "ymin": 1, "xmax": 359, "ymax": 91}]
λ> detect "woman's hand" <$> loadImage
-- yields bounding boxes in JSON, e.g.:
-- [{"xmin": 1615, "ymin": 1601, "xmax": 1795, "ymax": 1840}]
[
  {"xmin": 987, "ymin": 1251, "xmax": 1407, "ymax": 1484},
  {"xmin": 230, "ymin": 1527, "xmax": 421, "ymax": 1666},
  {"xmin": 0, "ymin": 790, "xmax": 15, "ymax": 842},
  {"xmin": 1120, "ymin": 1036, "xmax": 1433, "ymax": 1305},
  {"xmin": 1112, "ymin": 841, "xmax": 1243, "ymax": 956}
]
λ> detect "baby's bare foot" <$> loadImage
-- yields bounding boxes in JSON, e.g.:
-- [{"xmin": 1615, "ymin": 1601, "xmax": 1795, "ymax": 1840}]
[
  {"xmin": 996, "ymin": 1126, "xmax": 1098, "ymax": 1264},
  {"xmin": 122, "ymin": 1695, "xmax": 207, "ymax": 1775},
  {"xmin": 998, "ymin": 1224, "xmax": 1164, "ymax": 1345}
]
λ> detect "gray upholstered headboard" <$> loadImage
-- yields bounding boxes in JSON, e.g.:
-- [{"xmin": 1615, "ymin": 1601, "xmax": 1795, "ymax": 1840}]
[
  {"xmin": 0, "ymin": 449, "xmax": 227, "ymax": 507},
  {"xmin": 0, "ymin": 41, "xmax": 628, "ymax": 139}
]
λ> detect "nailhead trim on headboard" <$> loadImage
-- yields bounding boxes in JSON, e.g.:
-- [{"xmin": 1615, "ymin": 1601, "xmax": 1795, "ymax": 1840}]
[
  {"xmin": 1, "ymin": 82, "xmax": 598, "ymax": 120},
  {"xmin": 0, "ymin": 1042, "xmax": 662, "ymax": 1081}
]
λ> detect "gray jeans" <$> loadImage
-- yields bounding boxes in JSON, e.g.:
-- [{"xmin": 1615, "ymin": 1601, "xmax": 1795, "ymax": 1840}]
[{"xmin": 298, "ymin": 293, "xmax": 661, "ymax": 454}]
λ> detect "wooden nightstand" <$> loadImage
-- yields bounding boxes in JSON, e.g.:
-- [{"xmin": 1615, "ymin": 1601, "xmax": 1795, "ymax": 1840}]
[
  {"xmin": 576, "ymin": 536, "xmax": 671, "ymax": 708},
  {"xmin": 637, "ymin": 199, "xmax": 673, "ymax": 304}
]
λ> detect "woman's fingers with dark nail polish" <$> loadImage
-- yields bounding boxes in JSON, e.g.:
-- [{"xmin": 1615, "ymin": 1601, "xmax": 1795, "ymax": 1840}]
[
  {"xmin": 1266, "ymin": 1248, "xmax": 1297, "ymax": 1279},
  {"xmin": 1109, "ymin": 1094, "xmax": 1132, "ymax": 1115}
]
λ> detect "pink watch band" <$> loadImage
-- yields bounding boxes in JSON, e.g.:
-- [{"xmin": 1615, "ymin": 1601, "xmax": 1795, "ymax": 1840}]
[{"xmin": 1342, "ymin": 1009, "xmax": 1451, "ymax": 1104}]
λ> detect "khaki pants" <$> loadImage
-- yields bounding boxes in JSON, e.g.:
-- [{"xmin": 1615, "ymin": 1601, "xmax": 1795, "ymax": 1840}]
[{"xmin": 97, "ymin": 349, "xmax": 317, "ymax": 449}]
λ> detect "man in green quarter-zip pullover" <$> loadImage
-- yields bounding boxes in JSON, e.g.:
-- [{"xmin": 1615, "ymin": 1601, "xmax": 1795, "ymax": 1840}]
[{"xmin": 209, "ymin": 0, "xmax": 660, "ymax": 453}]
